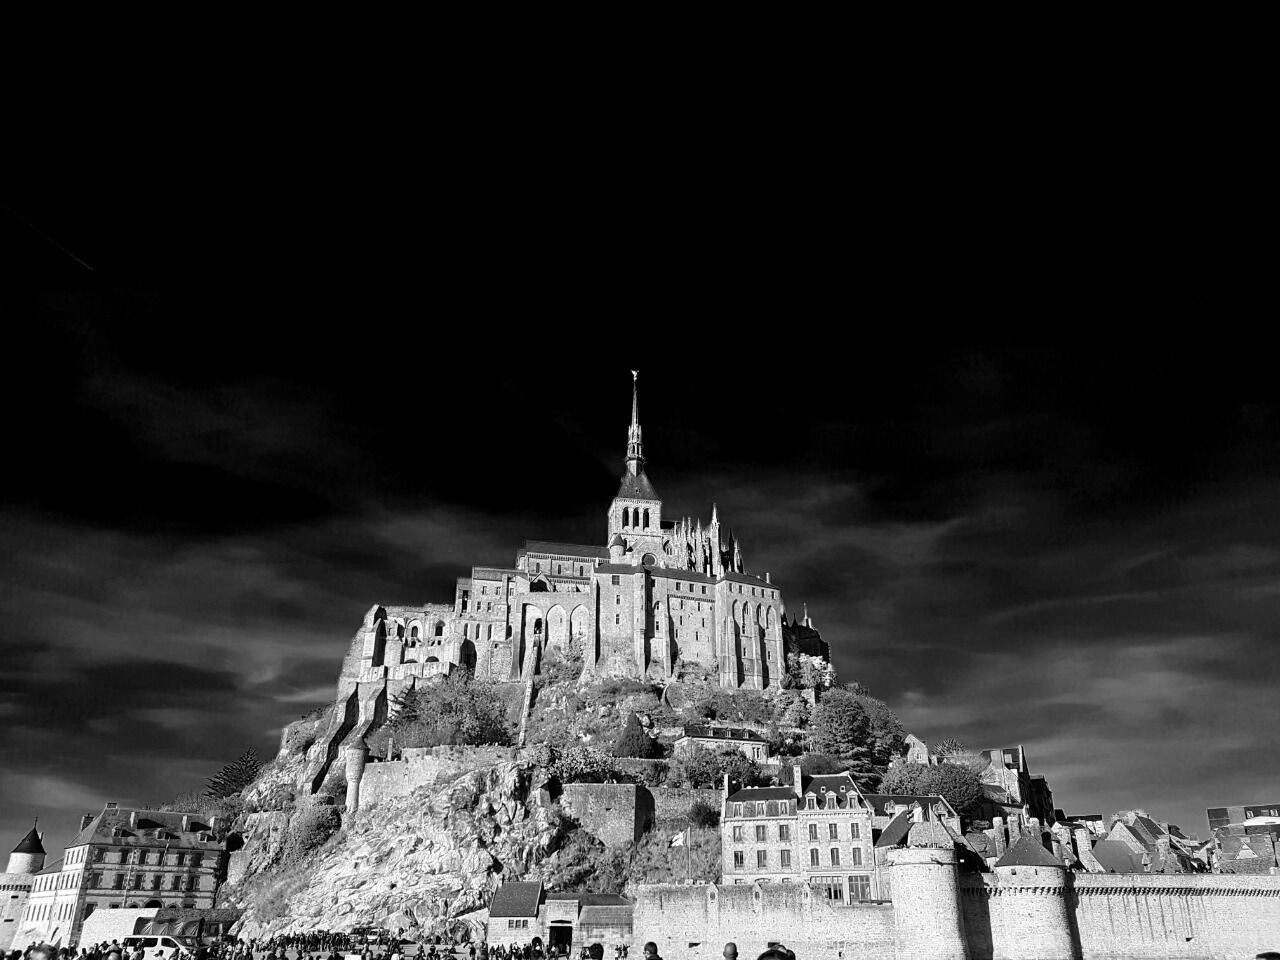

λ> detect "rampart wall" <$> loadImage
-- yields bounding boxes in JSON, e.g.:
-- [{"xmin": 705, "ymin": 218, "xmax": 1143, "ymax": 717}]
[
  {"xmin": 560, "ymin": 784, "xmax": 652, "ymax": 847},
  {"xmin": 649, "ymin": 786, "xmax": 724, "ymax": 823},
  {"xmin": 632, "ymin": 883, "xmax": 896, "ymax": 960},
  {"xmin": 358, "ymin": 746, "xmax": 519, "ymax": 806}
]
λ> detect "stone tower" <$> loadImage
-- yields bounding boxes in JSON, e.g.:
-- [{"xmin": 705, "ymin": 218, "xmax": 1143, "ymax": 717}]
[
  {"xmin": 991, "ymin": 833, "xmax": 1077, "ymax": 959},
  {"xmin": 344, "ymin": 739, "xmax": 369, "ymax": 815},
  {"xmin": 607, "ymin": 371, "xmax": 663, "ymax": 567},
  {"xmin": 6, "ymin": 821, "xmax": 45, "ymax": 874},
  {"xmin": 887, "ymin": 843, "xmax": 969, "ymax": 960}
]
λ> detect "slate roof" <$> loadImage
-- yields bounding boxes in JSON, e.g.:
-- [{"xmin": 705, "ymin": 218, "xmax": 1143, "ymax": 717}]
[
  {"xmin": 862, "ymin": 793, "xmax": 956, "ymax": 818},
  {"xmin": 1132, "ymin": 815, "xmax": 1167, "ymax": 843},
  {"xmin": 875, "ymin": 811, "xmax": 913, "ymax": 848},
  {"xmin": 616, "ymin": 471, "xmax": 660, "ymax": 500},
  {"xmin": 721, "ymin": 571, "xmax": 774, "ymax": 587},
  {"xmin": 680, "ymin": 725, "xmax": 767, "ymax": 744},
  {"xmin": 489, "ymin": 881, "xmax": 542, "ymax": 918},
  {"xmin": 727, "ymin": 786, "xmax": 796, "ymax": 804},
  {"xmin": 804, "ymin": 773, "xmax": 858, "ymax": 796},
  {"xmin": 1092, "ymin": 839, "xmax": 1145, "ymax": 874},
  {"xmin": 67, "ymin": 807, "xmax": 218, "ymax": 849},
  {"xmin": 12, "ymin": 825, "xmax": 44, "ymax": 855},
  {"xmin": 995, "ymin": 834, "xmax": 1063, "ymax": 869},
  {"xmin": 520, "ymin": 541, "xmax": 610, "ymax": 560},
  {"xmin": 596, "ymin": 563, "xmax": 640, "ymax": 575}
]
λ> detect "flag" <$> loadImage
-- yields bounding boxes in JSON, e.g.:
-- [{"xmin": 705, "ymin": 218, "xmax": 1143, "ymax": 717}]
[{"xmin": 669, "ymin": 829, "xmax": 686, "ymax": 848}]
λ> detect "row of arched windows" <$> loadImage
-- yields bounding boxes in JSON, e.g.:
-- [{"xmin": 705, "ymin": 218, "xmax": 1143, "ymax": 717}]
[{"xmin": 621, "ymin": 507, "xmax": 650, "ymax": 529}]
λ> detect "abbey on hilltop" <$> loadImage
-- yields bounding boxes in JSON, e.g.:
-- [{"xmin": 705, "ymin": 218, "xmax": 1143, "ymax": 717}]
[{"xmin": 336, "ymin": 373, "xmax": 827, "ymax": 702}]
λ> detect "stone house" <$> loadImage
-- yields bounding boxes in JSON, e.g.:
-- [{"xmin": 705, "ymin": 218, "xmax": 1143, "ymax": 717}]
[
  {"xmin": 486, "ymin": 882, "xmax": 632, "ymax": 952},
  {"xmin": 673, "ymin": 725, "xmax": 770, "ymax": 762},
  {"xmin": 721, "ymin": 765, "xmax": 880, "ymax": 904},
  {"xmin": 14, "ymin": 804, "xmax": 226, "ymax": 947}
]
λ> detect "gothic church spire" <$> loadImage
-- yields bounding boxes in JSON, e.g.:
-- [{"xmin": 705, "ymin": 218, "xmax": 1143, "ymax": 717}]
[{"xmin": 626, "ymin": 369, "xmax": 645, "ymax": 475}]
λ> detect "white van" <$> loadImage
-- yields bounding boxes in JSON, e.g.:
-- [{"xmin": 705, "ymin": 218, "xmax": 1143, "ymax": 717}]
[{"xmin": 121, "ymin": 935, "xmax": 196, "ymax": 960}]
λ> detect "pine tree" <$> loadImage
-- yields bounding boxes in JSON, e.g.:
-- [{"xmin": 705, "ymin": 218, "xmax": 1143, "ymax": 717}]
[
  {"xmin": 204, "ymin": 748, "xmax": 265, "ymax": 799},
  {"xmin": 611, "ymin": 712, "xmax": 664, "ymax": 759}
]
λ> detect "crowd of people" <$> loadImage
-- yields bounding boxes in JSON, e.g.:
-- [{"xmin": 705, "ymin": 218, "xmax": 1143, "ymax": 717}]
[{"xmin": 7, "ymin": 938, "xmax": 805, "ymax": 960}]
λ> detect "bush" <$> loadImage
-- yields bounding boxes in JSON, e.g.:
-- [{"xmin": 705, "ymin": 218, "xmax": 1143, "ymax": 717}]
[
  {"xmin": 540, "ymin": 744, "xmax": 625, "ymax": 784},
  {"xmin": 917, "ymin": 762, "xmax": 984, "ymax": 817},
  {"xmin": 688, "ymin": 801, "xmax": 720, "ymax": 828},
  {"xmin": 282, "ymin": 801, "xmax": 342, "ymax": 865},
  {"xmin": 369, "ymin": 673, "xmax": 513, "ymax": 755}
]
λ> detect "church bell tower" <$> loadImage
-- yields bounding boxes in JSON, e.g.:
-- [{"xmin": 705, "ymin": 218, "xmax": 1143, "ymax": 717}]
[{"xmin": 608, "ymin": 371, "xmax": 663, "ymax": 565}]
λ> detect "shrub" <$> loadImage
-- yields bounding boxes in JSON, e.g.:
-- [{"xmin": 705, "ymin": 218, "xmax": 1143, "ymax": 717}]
[{"xmin": 688, "ymin": 801, "xmax": 719, "ymax": 828}]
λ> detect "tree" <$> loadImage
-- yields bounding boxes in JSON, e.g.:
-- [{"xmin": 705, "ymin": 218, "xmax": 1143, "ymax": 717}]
[
  {"xmin": 918, "ymin": 762, "xmax": 984, "ymax": 817},
  {"xmin": 668, "ymin": 745, "xmax": 767, "ymax": 790},
  {"xmin": 542, "ymin": 744, "xmax": 624, "ymax": 784},
  {"xmin": 612, "ymin": 712, "xmax": 663, "ymax": 759},
  {"xmin": 879, "ymin": 761, "xmax": 928, "ymax": 795},
  {"xmin": 935, "ymin": 736, "xmax": 965, "ymax": 756},
  {"xmin": 688, "ymin": 801, "xmax": 719, "ymax": 828},
  {"xmin": 205, "ymin": 749, "xmax": 264, "ymax": 799},
  {"xmin": 809, "ymin": 689, "xmax": 875, "ymax": 784},
  {"xmin": 853, "ymin": 692, "xmax": 905, "ymax": 771}
]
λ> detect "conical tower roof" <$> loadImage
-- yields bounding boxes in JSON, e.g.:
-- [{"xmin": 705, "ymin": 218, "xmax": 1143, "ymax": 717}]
[{"xmin": 12, "ymin": 822, "xmax": 44, "ymax": 855}]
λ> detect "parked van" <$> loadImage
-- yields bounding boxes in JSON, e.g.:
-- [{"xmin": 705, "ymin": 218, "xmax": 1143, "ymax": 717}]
[{"xmin": 121, "ymin": 935, "xmax": 196, "ymax": 960}]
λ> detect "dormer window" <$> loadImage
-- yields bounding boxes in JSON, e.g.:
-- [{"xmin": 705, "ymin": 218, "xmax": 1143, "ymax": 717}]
[
  {"xmin": 806, "ymin": 796, "xmax": 817, "ymax": 810},
  {"xmin": 826, "ymin": 794, "xmax": 838, "ymax": 809}
]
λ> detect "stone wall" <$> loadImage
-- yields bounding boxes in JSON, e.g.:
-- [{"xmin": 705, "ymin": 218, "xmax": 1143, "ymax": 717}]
[
  {"xmin": 1071, "ymin": 873, "xmax": 1280, "ymax": 960},
  {"xmin": 959, "ymin": 871, "xmax": 1280, "ymax": 960},
  {"xmin": 560, "ymin": 784, "xmax": 651, "ymax": 848},
  {"xmin": 649, "ymin": 787, "xmax": 724, "ymax": 824},
  {"xmin": 358, "ymin": 746, "xmax": 519, "ymax": 807},
  {"xmin": 78, "ymin": 907, "xmax": 158, "ymax": 947},
  {"xmin": 631, "ymin": 883, "xmax": 896, "ymax": 960}
]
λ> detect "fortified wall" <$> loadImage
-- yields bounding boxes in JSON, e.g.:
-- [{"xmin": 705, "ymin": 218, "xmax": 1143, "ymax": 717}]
[
  {"xmin": 559, "ymin": 784, "xmax": 652, "ymax": 847},
  {"xmin": 356, "ymin": 746, "xmax": 520, "ymax": 808},
  {"xmin": 633, "ymin": 853, "xmax": 1280, "ymax": 960}
]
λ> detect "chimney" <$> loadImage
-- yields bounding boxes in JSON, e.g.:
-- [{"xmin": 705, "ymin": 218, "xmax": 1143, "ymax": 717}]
[
  {"xmin": 765, "ymin": 572, "xmax": 771, "ymax": 583},
  {"xmin": 210, "ymin": 815, "xmax": 221, "ymax": 833},
  {"xmin": 911, "ymin": 803, "xmax": 924, "ymax": 823},
  {"xmin": 723, "ymin": 773, "xmax": 730, "ymax": 796},
  {"xmin": 792, "ymin": 763, "xmax": 803, "ymax": 792},
  {"xmin": 129, "ymin": 811, "xmax": 137, "ymax": 829},
  {"xmin": 105, "ymin": 802, "xmax": 118, "ymax": 810},
  {"xmin": 181, "ymin": 815, "xmax": 190, "ymax": 833}
]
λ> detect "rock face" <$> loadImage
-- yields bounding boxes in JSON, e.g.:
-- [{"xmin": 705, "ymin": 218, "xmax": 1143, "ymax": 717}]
[{"xmin": 226, "ymin": 759, "xmax": 561, "ymax": 939}]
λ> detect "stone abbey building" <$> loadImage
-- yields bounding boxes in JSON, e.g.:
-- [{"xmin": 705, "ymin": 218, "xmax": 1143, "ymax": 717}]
[{"xmin": 328, "ymin": 375, "xmax": 826, "ymax": 746}]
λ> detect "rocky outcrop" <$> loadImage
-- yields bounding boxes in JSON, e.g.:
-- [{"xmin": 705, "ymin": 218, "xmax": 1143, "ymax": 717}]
[{"xmin": 226, "ymin": 759, "xmax": 562, "ymax": 939}]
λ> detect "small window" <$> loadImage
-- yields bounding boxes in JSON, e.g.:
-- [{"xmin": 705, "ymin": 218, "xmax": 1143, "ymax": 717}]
[
  {"xmin": 850, "ymin": 848, "xmax": 863, "ymax": 866},
  {"xmin": 611, "ymin": 575, "xmax": 620, "ymax": 586},
  {"xmin": 733, "ymin": 851, "xmax": 745, "ymax": 868},
  {"xmin": 755, "ymin": 825, "xmax": 766, "ymax": 842},
  {"xmin": 809, "ymin": 849, "xmax": 820, "ymax": 867},
  {"xmin": 756, "ymin": 850, "xmax": 767, "ymax": 868},
  {"xmin": 615, "ymin": 615, "xmax": 620, "ymax": 625},
  {"xmin": 780, "ymin": 849, "xmax": 791, "ymax": 869},
  {"xmin": 732, "ymin": 826, "xmax": 743, "ymax": 842},
  {"xmin": 734, "ymin": 803, "xmax": 742, "ymax": 818},
  {"xmin": 831, "ymin": 848, "xmax": 841, "ymax": 866},
  {"xmin": 848, "ymin": 875, "xmax": 871, "ymax": 902},
  {"xmin": 807, "ymin": 796, "xmax": 817, "ymax": 810},
  {"xmin": 808, "ymin": 823, "xmax": 818, "ymax": 841},
  {"xmin": 829, "ymin": 823, "xmax": 838, "ymax": 840},
  {"xmin": 779, "ymin": 825, "xmax": 790, "ymax": 842},
  {"xmin": 850, "ymin": 823, "xmax": 860, "ymax": 840}
]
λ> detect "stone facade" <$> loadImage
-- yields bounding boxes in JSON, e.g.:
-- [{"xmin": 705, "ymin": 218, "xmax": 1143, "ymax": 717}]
[
  {"xmin": 721, "ymin": 766, "xmax": 879, "ymax": 903},
  {"xmin": 299, "ymin": 375, "xmax": 828, "ymax": 795},
  {"xmin": 486, "ymin": 882, "xmax": 632, "ymax": 951},
  {"xmin": 14, "ymin": 806, "xmax": 226, "ymax": 947},
  {"xmin": 632, "ymin": 861, "xmax": 1280, "ymax": 960},
  {"xmin": 559, "ymin": 784, "xmax": 653, "ymax": 849}
]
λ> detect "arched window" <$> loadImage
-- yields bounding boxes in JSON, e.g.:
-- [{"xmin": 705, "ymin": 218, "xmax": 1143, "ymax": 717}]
[
  {"xmin": 487, "ymin": 624, "xmax": 493, "ymax": 640},
  {"xmin": 410, "ymin": 624, "xmax": 419, "ymax": 640},
  {"xmin": 463, "ymin": 623, "xmax": 469, "ymax": 639},
  {"xmin": 643, "ymin": 509, "xmax": 650, "ymax": 528},
  {"xmin": 622, "ymin": 509, "xmax": 630, "ymax": 528},
  {"xmin": 434, "ymin": 620, "xmax": 445, "ymax": 636}
]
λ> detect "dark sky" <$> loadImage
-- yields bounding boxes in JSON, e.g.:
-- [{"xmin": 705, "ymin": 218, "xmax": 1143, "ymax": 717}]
[{"xmin": 2, "ymin": 151, "xmax": 1273, "ymax": 856}]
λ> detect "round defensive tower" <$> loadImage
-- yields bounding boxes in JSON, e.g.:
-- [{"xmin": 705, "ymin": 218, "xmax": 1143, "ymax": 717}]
[
  {"xmin": 6, "ymin": 821, "xmax": 45, "ymax": 874},
  {"xmin": 991, "ymin": 834, "xmax": 1077, "ymax": 960},
  {"xmin": 344, "ymin": 739, "xmax": 369, "ymax": 815},
  {"xmin": 888, "ymin": 845, "xmax": 969, "ymax": 960}
]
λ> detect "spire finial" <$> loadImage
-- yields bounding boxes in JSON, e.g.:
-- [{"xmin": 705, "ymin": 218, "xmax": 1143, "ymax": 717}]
[{"xmin": 625, "ymin": 371, "xmax": 644, "ymax": 473}]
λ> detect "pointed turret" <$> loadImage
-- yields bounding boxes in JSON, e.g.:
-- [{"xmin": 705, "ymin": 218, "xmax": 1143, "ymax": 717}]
[
  {"xmin": 802, "ymin": 603, "xmax": 812, "ymax": 628},
  {"xmin": 7, "ymin": 819, "xmax": 45, "ymax": 874},
  {"xmin": 625, "ymin": 369, "xmax": 644, "ymax": 475}
]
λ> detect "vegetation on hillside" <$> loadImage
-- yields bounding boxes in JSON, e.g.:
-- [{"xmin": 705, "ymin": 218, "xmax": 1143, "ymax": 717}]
[
  {"xmin": 368, "ymin": 673, "xmax": 514, "ymax": 755},
  {"xmin": 206, "ymin": 748, "xmax": 266, "ymax": 799}
]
